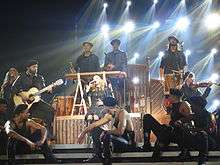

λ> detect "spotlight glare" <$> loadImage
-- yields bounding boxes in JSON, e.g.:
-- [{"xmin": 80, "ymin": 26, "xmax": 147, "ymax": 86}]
[
  {"xmin": 181, "ymin": 0, "xmax": 185, "ymax": 4},
  {"xmin": 123, "ymin": 21, "xmax": 135, "ymax": 33},
  {"xmin": 134, "ymin": 52, "xmax": 140, "ymax": 59},
  {"xmin": 158, "ymin": 51, "xmax": 164, "ymax": 58},
  {"xmin": 175, "ymin": 16, "xmax": 190, "ymax": 31},
  {"xmin": 127, "ymin": 1, "xmax": 131, "ymax": 6},
  {"xmin": 209, "ymin": 73, "xmax": 219, "ymax": 82},
  {"xmin": 101, "ymin": 24, "xmax": 110, "ymax": 36},
  {"xmin": 185, "ymin": 49, "xmax": 191, "ymax": 56},
  {"xmin": 213, "ymin": 99, "xmax": 220, "ymax": 109},
  {"xmin": 153, "ymin": 0, "xmax": 158, "ymax": 4},
  {"xmin": 205, "ymin": 13, "xmax": 220, "ymax": 30},
  {"xmin": 103, "ymin": 2, "xmax": 108, "ymax": 8},
  {"xmin": 132, "ymin": 77, "xmax": 140, "ymax": 84},
  {"xmin": 211, "ymin": 48, "xmax": 218, "ymax": 55},
  {"xmin": 152, "ymin": 21, "xmax": 160, "ymax": 29}
]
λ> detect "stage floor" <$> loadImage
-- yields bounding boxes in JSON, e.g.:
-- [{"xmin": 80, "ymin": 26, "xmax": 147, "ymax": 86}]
[{"xmin": 23, "ymin": 163, "xmax": 220, "ymax": 165}]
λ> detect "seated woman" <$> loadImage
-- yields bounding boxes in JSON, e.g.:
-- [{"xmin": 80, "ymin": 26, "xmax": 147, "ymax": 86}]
[{"xmin": 86, "ymin": 75, "xmax": 113, "ymax": 107}]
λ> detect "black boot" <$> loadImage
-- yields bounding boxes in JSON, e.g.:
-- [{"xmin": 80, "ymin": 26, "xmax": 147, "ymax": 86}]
[
  {"xmin": 152, "ymin": 140, "xmax": 161, "ymax": 160},
  {"xmin": 179, "ymin": 148, "xmax": 191, "ymax": 160},
  {"xmin": 103, "ymin": 158, "xmax": 112, "ymax": 165},
  {"xmin": 142, "ymin": 132, "xmax": 152, "ymax": 151},
  {"xmin": 83, "ymin": 154, "xmax": 104, "ymax": 163}
]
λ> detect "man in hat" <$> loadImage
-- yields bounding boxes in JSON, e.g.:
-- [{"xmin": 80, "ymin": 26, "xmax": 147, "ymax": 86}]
[
  {"xmin": 74, "ymin": 42, "xmax": 101, "ymax": 73},
  {"xmin": 5, "ymin": 104, "xmax": 59, "ymax": 164},
  {"xmin": 11, "ymin": 60, "xmax": 55, "ymax": 140},
  {"xmin": 78, "ymin": 97, "xmax": 136, "ymax": 165},
  {"xmin": 142, "ymin": 88, "xmax": 208, "ymax": 165},
  {"xmin": 160, "ymin": 35, "xmax": 187, "ymax": 95},
  {"xmin": 104, "ymin": 39, "xmax": 128, "ymax": 106},
  {"xmin": 0, "ymin": 98, "xmax": 9, "ymax": 154}
]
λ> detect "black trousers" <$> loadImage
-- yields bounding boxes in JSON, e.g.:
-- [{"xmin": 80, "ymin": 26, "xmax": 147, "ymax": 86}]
[
  {"xmin": 7, "ymin": 130, "xmax": 56, "ymax": 164},
  {"xmin": 0, "ymin": 132, "xmax": 8, "ymax": 155},
  {"xmin": 30, "ymin": 100, "xmax": 55, "ymax": 138},
  {"xmin": 90, "ymin": 127, "xmax": 132, "ymax": 159},
  {"xmin": 143, "ymin": 114, "xmax": 208, "ymax": 160}
]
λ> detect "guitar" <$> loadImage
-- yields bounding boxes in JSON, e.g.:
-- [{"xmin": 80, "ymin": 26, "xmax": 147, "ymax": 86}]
[{"xmin": 13, "ymin": 79, "xmax": 64, "ymax": 108}]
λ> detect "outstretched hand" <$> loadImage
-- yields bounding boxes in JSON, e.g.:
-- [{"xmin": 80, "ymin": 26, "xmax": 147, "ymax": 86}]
[{"xmin": 77, "ymin": 132, "xmax": 86, "ymax": 144}]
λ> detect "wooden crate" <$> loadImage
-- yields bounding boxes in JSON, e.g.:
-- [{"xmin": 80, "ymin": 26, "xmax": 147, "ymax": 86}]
[{"xmin": 54, "ymin": 113, "xmax": 143, "ymax": 144}]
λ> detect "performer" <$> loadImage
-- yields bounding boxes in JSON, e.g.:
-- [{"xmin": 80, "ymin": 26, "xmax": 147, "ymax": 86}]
[
  {"xmin": 74, "ymin": 42, "xmax": 101, "ymax": 73},
  {"xmin": 160, "ymin": 36, "xmax": 187, "ymax": 95},
  {"xmin": 104, "ymin": 39, "xmax": 128, "ymax": 105},
  {"xmin": 143, "ymin": 89, "xmax": 208, "ymax": 165},
  {"xmin": 181, "ymin": 72, "xmax": 212, "ymax": 101},
  {"xmin": 11, "ymin": 60, "xmax": 55, "ymax": 139},
  {"xmin": 0, "ymin": 98, "xmax": 9, "ymax": 154},
  {"xmin": 5, "ymin": 104, "xmax": 59, "ymax": 164},
  {"xmin": 78, "ymin": 97, "xmax": 136, "ymax": 165},
  {"xmin": 86, "ymin": 75, "xmax": 113, "ymax": 107},
  {"xmin": 1, "ymin": 67, "xmax": 19, "ymax": 112}
]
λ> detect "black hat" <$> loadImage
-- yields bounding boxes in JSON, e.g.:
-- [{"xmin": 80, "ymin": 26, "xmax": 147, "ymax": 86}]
[
  {"xmin": 110, "ymin": 39, "xmax": 121, "ymax": 45},
  {"xmin": 103, "ymin": 97, "xmax": 117, "ymax": 107},
  {"xmin": 168, "ymin": 35, "xmax": 179, "ymax": 44},
  {"xmin": 13, "ymin": 104, "xmax": 28, "ymax": 117},
  {"xmin": 189, "ymin": 96, "xmax": 207, "ymax": 108},
  {"xmin": 170, "ymin": 88, "xmax": 183, "ymax": 97},
  {"xmin": 82, "ymin": 42, "xmax": 93, "ymax": 47},
  {"xmin": 26, "ymin": 60, "xmax": 38, "ymax": 68},
  {"xmin": 0, "ymin": 98, "xmax": 7, "ymax": 105}
]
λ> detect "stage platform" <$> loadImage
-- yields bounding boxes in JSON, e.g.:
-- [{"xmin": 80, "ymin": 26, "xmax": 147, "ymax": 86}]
[{"xmin": 1, "ymin": 144, "xmax": 220, "ymax": 164}]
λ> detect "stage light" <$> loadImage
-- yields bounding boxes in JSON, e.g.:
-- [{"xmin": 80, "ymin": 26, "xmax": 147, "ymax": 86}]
[
  {"xmin": 211, "ymin": 48, "xmax": 218, "ymax": 55},
  {"xmin": 123, "ymin": 21, "xmax": 135, "ymax": 33},
  {"xmin": 103, "ymin": 2, "xmax": 108, "ymax": 8},
  {"xmin": 153, "ymin": 0, "xmax": 158, "ymax": 4},
  {"xmin": 175, "ymin": 16, "xmax": 190, "ymax": 31},
  {"xmin": 212, "ymin": 99, "xmax": 220, "ymax": 109},
  {"xmin": 158, "ymin": 51, "xmax": 164, "ymax": 58},
  {"xmin": 134, "ymin": 52, "xmax": 140, "ymax": 59},
  {"xmin": 209, "ymin": 73, "xmax": 219, "ymax": 82},
  {"xmin": 181, "ymin": 0, "xmax": 185, "ymax": 4},
  {"xmin": 132, "ymin": 77, "xmax": 140, "ymax": 84},
  {"xmin": 205, "ymin": 13, "xmax": 220, "ymax": 30},
  {"xmin": 152, "ymin": 21, "xmax": 160, "ymax": 29},
  {"xmin": 127, "ymin": 1, "xmax": 131, "ymax": 7},
  {"xmin": 185, "ymin": 49, "xmax": 191, "ymax": 56},
  {"xmin": 101, "ymin": 24, "xmax": 110, "ymax": 36}
]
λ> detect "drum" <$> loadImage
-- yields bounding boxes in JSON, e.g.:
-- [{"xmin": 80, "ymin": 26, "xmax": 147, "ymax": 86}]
[{"xmin": 54, "ymin": 96, "xmax": 74, "ymax": 116}]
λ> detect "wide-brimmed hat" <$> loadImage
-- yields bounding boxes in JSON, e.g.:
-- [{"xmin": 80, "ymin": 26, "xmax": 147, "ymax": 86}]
[
  {"xmin": 168, "ymin": 35, "xmax": 179, "ymax": 45},
  {"xmin": 13, "ymin": 104, "xmax": 28, "ymax": 117},
  {"xmin": 82, "ymin": 42, "xmax": 93, "ymax": 47},
  {"xmin": 25, "ymin": 60, "xmax": 38, "ymax": 68}
]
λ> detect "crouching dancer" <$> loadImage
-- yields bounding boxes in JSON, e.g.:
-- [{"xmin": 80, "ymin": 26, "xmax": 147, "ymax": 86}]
[
  {"xmin": 4, "ymin": 104, "xmax": 59, "ymax": 165},
  {"xmin": 142, "ymin": 89, "xmax": 208, "ymax": 165},
  {"xmin": 78, "ymin": 97, "xmax": 136, "ymax": 165}
]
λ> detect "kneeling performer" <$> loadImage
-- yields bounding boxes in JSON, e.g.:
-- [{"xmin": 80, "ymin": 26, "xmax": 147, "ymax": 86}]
[{"xmin": 78, "ymin": 97, "xmax": 136, "ymax": 165}]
